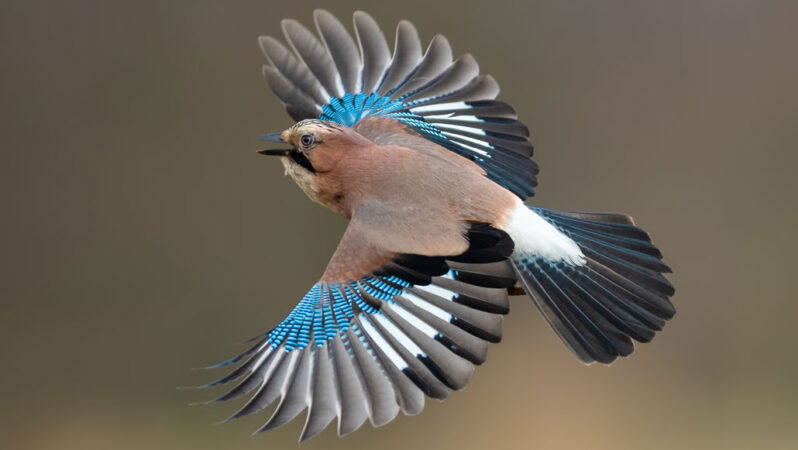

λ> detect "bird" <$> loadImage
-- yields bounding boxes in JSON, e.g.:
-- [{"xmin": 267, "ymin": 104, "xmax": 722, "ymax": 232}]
[{"xmin": 192, "ymin": 9, "xmax": 675, "ymax": 441}]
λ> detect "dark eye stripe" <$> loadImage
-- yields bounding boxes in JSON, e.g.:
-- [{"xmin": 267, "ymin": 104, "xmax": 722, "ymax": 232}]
[{"xmin": 290, "ymin": 150, "xmax": 315, "ymax": 173}]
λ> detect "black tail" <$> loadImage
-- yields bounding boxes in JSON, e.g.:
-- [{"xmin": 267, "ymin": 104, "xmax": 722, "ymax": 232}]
[{"xmin": 511, "ymin": 207, "xmax": 675, "ymax": 364}]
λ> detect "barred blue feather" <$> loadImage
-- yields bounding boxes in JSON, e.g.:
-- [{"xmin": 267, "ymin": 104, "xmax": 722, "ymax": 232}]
[{"xmin": 267, "ymin": 275, "xmax": 408, "ymax": 351}]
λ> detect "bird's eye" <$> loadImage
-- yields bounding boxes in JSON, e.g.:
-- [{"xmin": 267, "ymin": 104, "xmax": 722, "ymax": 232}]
[{"xmin": 300, "ymin": 134, "xmax": 314, "ymax": 148}]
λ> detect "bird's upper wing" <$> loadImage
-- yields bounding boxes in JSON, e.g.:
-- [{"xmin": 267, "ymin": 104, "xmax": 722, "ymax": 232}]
[
  {"xmin": 196, "ymin": 205, "xmax": 517, "ymax": 440},
  {"xmin": 259, "ymin": 10, "xmax": 538, "ymax": 198}
]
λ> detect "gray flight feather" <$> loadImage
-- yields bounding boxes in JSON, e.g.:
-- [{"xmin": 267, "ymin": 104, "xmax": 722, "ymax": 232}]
[
  {"xmin": 211, "ymin": 346, "xmax": 278, "ymax": 402},
  {"xmin": 195, "ymin": 343, "xmax": 269, "ymax": 389},
  {"xmin": 352, "ymin": 315, "xmax": 425, "ymax": 416},
  {"xmin": 434, "ymin": 276, "xmax": 511, "ymax": 314},
  {"xmin": 393, "ymin": 295, "xmax": 490, "ymax": 365},
  {"xmin": 378, "ymin": 20, "xmax": 423, "ymax": 95},
  {"xmin": 259, "ymin": 35, "xmax": 329, "ymax": 106},
  {"xmin": 449, "ymin": 130, "xmax": 534, "ymax": 157},
  {"xmin": 412, "ymin": 73, "xmax": 500, "ymax": 107},
  {"xmin": 382, "ymin": 305, "xmax": 474, "ymax": 390},
  {"xmin": 401, "ymin": 53, "xmax": 480, "ymax": 105},
  {"xmin": 300, "ymin": 343, "xmax": 338, "ymax": 442},
  {"xmin": 257, "ymin": 347, "xmax": 312, "ymax": 432},
  {"xmin": 226, "ymin": 349, "xmax": 292, "ymax": 420},
  {"xmin": 281, "ymin": 18, "xmax": 344, "ymax": 99},
  {"xmin": 389, "ymin": 34, "xmax": 453, "ymax": 100},
  {"xmin": 200, "ymin": 336, "xmax": 267, "ymax": 370},
  {"xmin": 314, "ymin": 10, "xmax": 361, "ymax": 94},
  {"xmin": 353, "ymin": 11, "xmax": 391, "ymax": 94},
  {"xmin": 366, "ymin": 314, "xmax": 451, "ymax": 400},
  {"xmin": 409, "ymin": 284, "xmax": 504, "ymax": 343},
  {"xmin": 344, "ymin": 327, "xmax": 401, "ymax": 426},
  {"xmin": 331, "ymin": 334, "xmax": 369, "ymax": 436},
  {"xmin": 261, "ymin": 65, "xmax": 321, "ymax": 121}
]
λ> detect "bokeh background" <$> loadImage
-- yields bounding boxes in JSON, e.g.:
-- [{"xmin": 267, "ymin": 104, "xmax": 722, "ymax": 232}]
[{"xmin": 2, "ymin": 0, "xmax": 797, "ymax": 448}]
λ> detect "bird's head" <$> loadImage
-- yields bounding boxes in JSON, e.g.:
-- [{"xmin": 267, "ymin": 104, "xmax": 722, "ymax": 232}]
[
  {"xmin": 258, "ymin": 119, "xmax": 369, "ymax": 209},
  {"xmin": 259, "ymin": 119, "xmax": 343, "ymax": 171}
]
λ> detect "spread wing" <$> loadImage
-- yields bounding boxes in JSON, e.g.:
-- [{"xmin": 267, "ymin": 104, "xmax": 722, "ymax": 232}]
[
  {"xmin": 194, "ymin": 209, "xmax": 517, "ymax": 440},
  {"xmin": 259, "ymin": 9, "xmax": 538, "ymax": 199}
]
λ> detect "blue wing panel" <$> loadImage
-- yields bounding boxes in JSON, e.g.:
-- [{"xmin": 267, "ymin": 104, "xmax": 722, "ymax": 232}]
[{"xmin": 266, "ymin": 274, "xmax": 414, "ymax": 351}]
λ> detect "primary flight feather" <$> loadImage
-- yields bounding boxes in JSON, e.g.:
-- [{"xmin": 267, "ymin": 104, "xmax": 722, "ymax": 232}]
[{"xmin": 192, "ymin": 9, "xmax": 675, "ymax": 441}]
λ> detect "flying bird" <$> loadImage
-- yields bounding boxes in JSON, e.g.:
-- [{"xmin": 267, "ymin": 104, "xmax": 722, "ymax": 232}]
[{"xmin": 193, "ymin": 10, "xmax": 675, "ymax": 441}]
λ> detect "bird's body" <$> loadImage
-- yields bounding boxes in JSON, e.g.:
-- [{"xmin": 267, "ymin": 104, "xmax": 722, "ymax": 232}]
[
  {"xmin": 194, "ymin": 10, "xmax": 676, "ymax": 441},
  {"xmin": 281, "ymin": 119, "xmax": 515, "ymax": 276}
]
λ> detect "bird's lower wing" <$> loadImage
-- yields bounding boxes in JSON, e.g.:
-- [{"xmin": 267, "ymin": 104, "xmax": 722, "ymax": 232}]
[{"xmin": 192, "ymin": 219, "xmax": 516, "ymax": 441}]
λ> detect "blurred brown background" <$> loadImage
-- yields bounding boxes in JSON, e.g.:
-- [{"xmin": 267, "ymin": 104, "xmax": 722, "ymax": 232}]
[{"xmin": 2, "ymin": 0, "xmax": 796, "ymax": 448}]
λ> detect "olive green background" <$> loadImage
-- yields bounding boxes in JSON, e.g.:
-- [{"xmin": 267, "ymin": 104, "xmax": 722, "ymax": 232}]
[{"xmin": 2, "ymin": 1, "xmax": 796, "ymax": 449}]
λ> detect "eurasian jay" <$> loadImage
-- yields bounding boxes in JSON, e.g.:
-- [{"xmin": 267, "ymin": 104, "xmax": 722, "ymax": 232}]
[{"xmin": 194, "ymin": 10, "xmax": 675, "ymax": 441}]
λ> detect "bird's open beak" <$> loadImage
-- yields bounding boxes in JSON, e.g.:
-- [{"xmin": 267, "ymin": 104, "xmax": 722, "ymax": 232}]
[
  {"xmin": 258, "ymin": 132, "xmax": 284, "ymax": 143},
  {"xmin": 257, "ymin": 148, "xmax": 291, "ymax": 156},
  {"xmin": 257, "ymin": 131, "xmax": 291, "ymax": 156}
]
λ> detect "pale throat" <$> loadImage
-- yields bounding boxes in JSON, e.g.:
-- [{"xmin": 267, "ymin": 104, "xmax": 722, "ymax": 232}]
[{"xmin": 281, "ymin": 157, "xmax": 326, "ymax": 206}]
